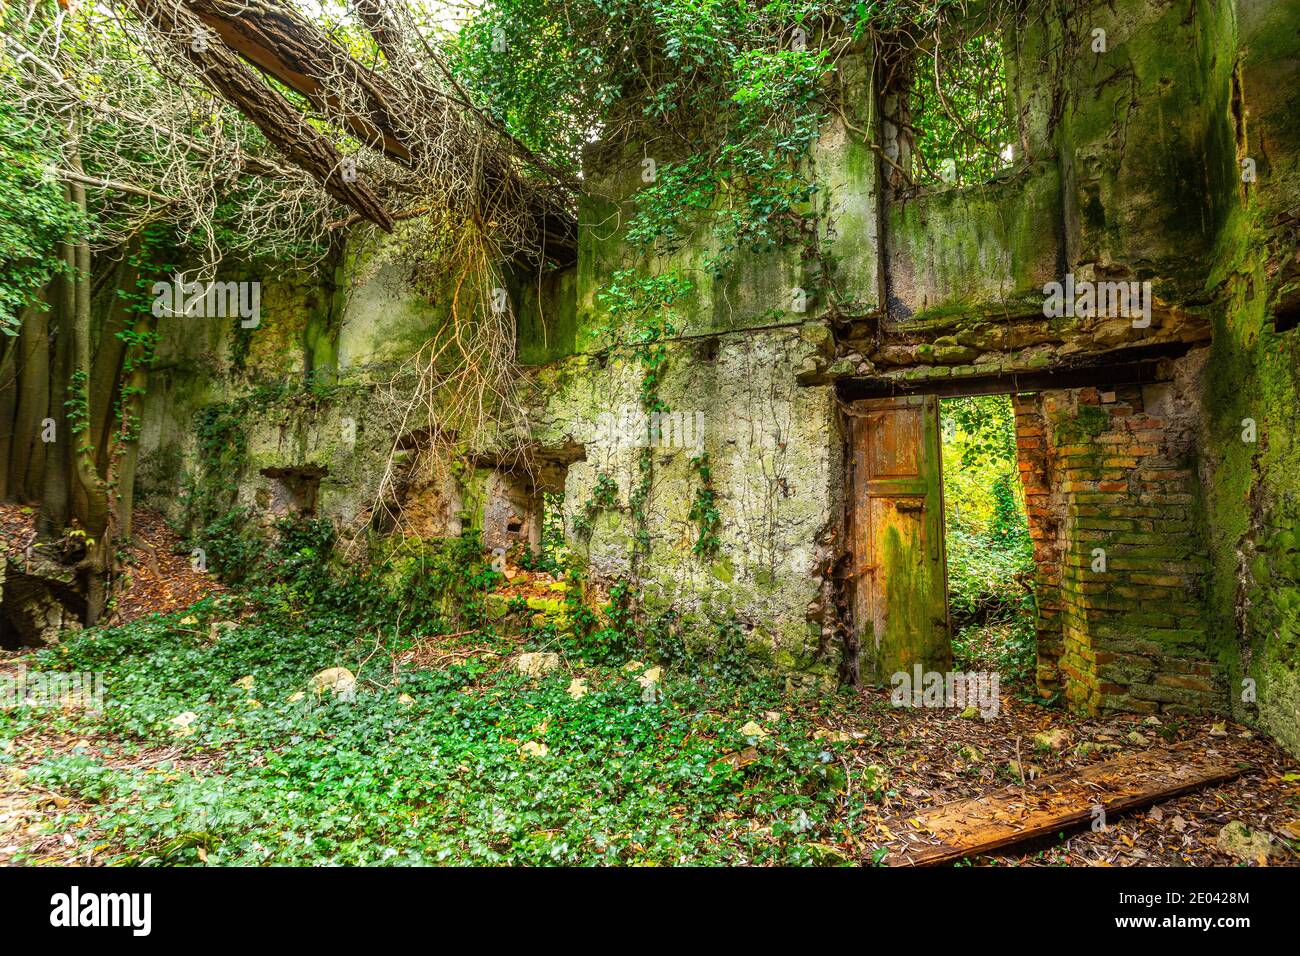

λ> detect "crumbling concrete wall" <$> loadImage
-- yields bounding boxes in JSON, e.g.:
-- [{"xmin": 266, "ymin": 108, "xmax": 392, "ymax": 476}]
[
  {"xmin": 528, "ymin": 327, "xmax": 842, "ymax": 674},
  {"xmin": 507, "ymin": 58, "xmax": 880, "ymax": 673},
  {"xmin": 135, "ymin": 236, "xmax": 486, "ymax": 540}
]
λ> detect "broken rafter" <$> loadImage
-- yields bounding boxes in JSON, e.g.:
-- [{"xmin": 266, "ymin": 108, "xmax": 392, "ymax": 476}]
[
  {"xmin": 184, "ymin": 0, "xmax": 413, "ymax": 162},
  {"xmin": 179, "ymin": 0, "xmax": 578, "ymax": 265},
  {"xmin": 348, "ymin": 0, "xmax": 577, "ymax": 189},
  {"xmin": 341, "ymin": 0, "xmax": 581, "ymax": 264},
  {"xmin": 124, "ymin": 0, "xmax": 395, "ymax": 231}
]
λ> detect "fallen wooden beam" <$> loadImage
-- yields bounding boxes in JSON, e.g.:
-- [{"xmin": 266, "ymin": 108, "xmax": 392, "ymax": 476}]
[
  {"xmin": 883, "ymin": 741, "xmax": 1250, "ymax": 866},
  {"xmin": 125, "ymin": 0, "xmax": 395, "ymax": 232},
  {"xmin": 186, "ymin": 0, "xmax": 414, "ymax": 162},
  {"xmin": 175, "ymin": 0, "xmax": 579, "ymax": 266}
]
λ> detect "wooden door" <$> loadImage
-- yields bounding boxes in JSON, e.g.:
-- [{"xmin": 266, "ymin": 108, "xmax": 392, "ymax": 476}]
[{"xmin": 847, "ymin": 395, "xmax": 952, "ymax": 683}]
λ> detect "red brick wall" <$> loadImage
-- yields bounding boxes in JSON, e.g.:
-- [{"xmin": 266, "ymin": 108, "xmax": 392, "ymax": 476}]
[
  {"xmin": 1013, "ymin": 384, "xmax": 1219, "ymax": 715},
  {"xmin": 1012, "ymin": 393, "xmax": 1065, "ymax": 694}
]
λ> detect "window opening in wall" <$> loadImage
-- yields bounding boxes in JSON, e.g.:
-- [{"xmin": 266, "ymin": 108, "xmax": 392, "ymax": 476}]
[
  {"xmin": 1273, "ymin": 301, "xmax": 1300, "ymax": 334},
  {"xmin": 889, "ymin": 18, "xmax": 1015, "ymax": 189},
  {"xmin": 512, "ymin": 488, "xmax": 570, "ymax": 576},
  {"xmin": 259, "ymin": 466, "xmax": 326, "ymax": 518},
  {"xmin": 939, "ymin": 394, "xmax": 1036, "ymax": 685}
]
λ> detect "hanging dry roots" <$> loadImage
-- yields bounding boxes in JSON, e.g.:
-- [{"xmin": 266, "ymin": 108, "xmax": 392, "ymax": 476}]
[{"xmin": 351, "ymin": 213, "xmax": 541, "ymax": 557}]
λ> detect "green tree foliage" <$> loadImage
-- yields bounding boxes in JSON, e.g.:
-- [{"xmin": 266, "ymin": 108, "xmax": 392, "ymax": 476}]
[
  {"xmin": 452, "ymin": 0, "xmax": 1016, "ymax": 225},
  {"xmin": 911, "ymin": 30, "xmax": 1013, "ymax": 187},
  {"xmin": 0, "ymin": 101, "xmax": 85, "ymax": 334},
  {"xmin": 940, "ymin": 395, "xmax": 1035, "ymax": 682},
  {"xmin": 454, "ymin": 1, "xmax": 836, "ymax": 304},
  {"xmin": 450, "ymin": 0, "xmax": 842, "ymax": 261}
]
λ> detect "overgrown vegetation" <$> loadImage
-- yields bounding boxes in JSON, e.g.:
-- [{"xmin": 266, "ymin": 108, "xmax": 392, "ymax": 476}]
[
  {"xmin": 0, "ymin": 520, "xmax": 882, "ymax": 865},
  {"xmin": 0, "ymin": 1, "xmax": 339, "ymax": 624},
  {"xmin": 0, "ymin": 0, "xmax": 1023, "ymax": 620},
  {"xmin": 0, "ymin": 100, "xmax": 85, "ymax": 336},
  {"xmin": 940, "ymin": 395, "xmax": 1035, "ymax": 684},
  {"xmin": 908, "ymin": 29, "xmax": 1014, "ymax": 187},
  {"xmin": 181, "ymin": 377, "xmax": 365, "ymax": 580}
]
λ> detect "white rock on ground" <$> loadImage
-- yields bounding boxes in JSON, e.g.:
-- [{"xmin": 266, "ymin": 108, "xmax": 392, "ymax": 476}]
[
  {"xmin": 308, "ymin": 667, "xmax": 357, "ymax": 700},
  {"xmin": 169, "ymin": 712, "xmax": 199, "ymax": 736},
  {"xmin": 1216, "ymin": 821, "xmax": 1281, "ymax": 863},
  {"xmin": 516, "ymin": 652, "xmax": 560, "ymax": 679}
]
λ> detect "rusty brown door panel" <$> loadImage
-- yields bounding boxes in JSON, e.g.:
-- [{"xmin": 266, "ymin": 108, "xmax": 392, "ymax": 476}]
[{"xmin": 848, "ymin": 395, "xmax": 952, "ymax": 682}]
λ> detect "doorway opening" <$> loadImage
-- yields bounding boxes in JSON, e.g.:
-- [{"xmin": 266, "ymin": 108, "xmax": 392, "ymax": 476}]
[
  {"xmin": 938, "ymin": 394, "xmax": 1036, "ymax": 685},
  {"xmin": 479, "ymin": 455, "xmax": 577, "ymax": 577},
  {"xmin": 846, "ymin": 370, "xmax": 1201, "ymax": 708},
  {"xmin": 844, "ymin": 390, "xmax": 1042, "ymax": 689}
]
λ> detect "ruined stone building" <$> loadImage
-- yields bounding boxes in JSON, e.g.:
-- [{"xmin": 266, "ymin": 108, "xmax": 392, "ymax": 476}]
[{"xmin": 125, "ymin": 1, "xmax": 1299, "ymax": 754}]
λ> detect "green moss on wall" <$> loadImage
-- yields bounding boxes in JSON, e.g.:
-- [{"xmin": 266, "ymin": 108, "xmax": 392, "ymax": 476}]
[
  {"xmin": 884, "ymin": 164, "xmax": 1061, "ymax": 320},
  {"xmin": 515, "ymin": 265, "xmax": 578, "ymax": 365},
  {"xmin": 1051, "ymin": 403, "xmax": 1109, "ymax": 444}
]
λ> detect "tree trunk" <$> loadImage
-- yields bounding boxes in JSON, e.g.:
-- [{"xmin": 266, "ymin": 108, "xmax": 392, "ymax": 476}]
[
  {"xmin": 109, "ymin": 308, "xmax": 157, "ymax": 544},
  {"xmin": 36, "ymin": 254, "xmax": 74, "ymax": 541},
  {"xmin": 90, "ymin": 244, "xmax": 137, "ymax": 474},
  {"xmin": 0, "ymin": 303, "xmax": 28, "ymax": 499},
  {"xmin": 126, "ymin": 0, "xmax": 394, "ymax": 230},
  {"xmin": 7, "ymin": 292, "xmax": 50, "ymax": 502},
  {"xmin": 63, "ymin": 154, "xmax": 112, "ymax": 625}
]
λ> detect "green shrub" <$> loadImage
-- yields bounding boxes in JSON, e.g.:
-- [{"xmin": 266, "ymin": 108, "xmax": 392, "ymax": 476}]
[{"xmin": 941, "ymin": 395, "xmax": 1037, "ymax": 683}]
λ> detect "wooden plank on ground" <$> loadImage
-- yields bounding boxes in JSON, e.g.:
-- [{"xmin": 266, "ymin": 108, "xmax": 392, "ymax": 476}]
[{"xmin": 884, "ymin": 741, "xmax": 1250, "ymax": 866}]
